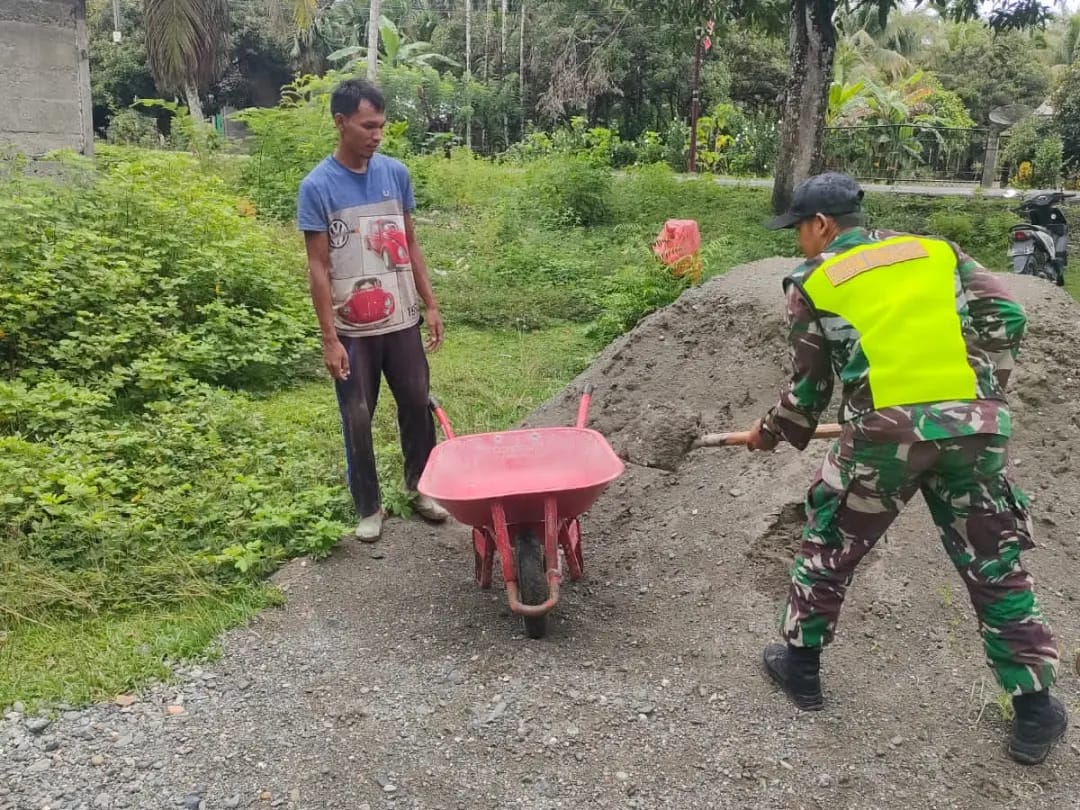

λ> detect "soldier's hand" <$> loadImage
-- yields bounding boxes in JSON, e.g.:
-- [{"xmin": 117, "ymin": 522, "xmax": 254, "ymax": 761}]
[{"xmin": 746, "ymin": 419, "xmax": 779, "ymax": 452}]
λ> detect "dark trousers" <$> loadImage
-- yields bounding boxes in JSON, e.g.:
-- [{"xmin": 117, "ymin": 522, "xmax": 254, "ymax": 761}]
[{"xmin": 334, "ymin": 326, "xmax": 436, "ymax": 518}]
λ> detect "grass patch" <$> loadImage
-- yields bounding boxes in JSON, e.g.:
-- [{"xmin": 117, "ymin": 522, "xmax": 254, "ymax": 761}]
[
  {"xmin": 411, "ymin": 159, "xmax": 798, "ymax": 341},
  {"xmin": 1064, "ymin": 265, "xmax": 1080, "ymax": 300},
  {"xmin": 0, "ymin": 586, "xmax": 280, "ymax": 711}
]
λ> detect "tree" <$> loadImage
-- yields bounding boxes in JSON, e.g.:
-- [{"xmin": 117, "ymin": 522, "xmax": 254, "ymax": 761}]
[
  {"xmin": 87, "ymin": 0, "xmax": 157, "ymax": 131},
  {"xmin": 628, "ymin": 1, "xmax": 784, "ymax": 170},
  {"xmin": 1054, "ymin": 59, "xmax": 1080, "ymax": 178},
  {"xmin": 833, "ymin": 8, "xmax": 942, "ymax": 85},
  {"xmin": 1057, "ymin": 14, "xmax": 1080, "ymax": 66},
  {"xmin": 327, "ymin": 16, "xmax": 460, "ymax": 71},
  {"xmin": 721, "ymin": 30, "xmax": 788, "ymax": 113},
  {"xmin": 212, "ymin": 3, "xmax": 295, "ymax": 110},
  {"xmin": 772, "ymin": 0, "xmax": 835, "ymax": 213},
  {"xmin": 926, "ymin": 22, "xmax": 1051, "ymax": 124},
  {"xmin": 769, "ymin": 0, "xmax": 1055, "ymax": 213},
  {"xmin": 142, "ymin": 0, "xmax": 231, "ymax": 125},
  {"xmin": 465, "ymin": 0, "xmax": 473, "ymax": 147}
]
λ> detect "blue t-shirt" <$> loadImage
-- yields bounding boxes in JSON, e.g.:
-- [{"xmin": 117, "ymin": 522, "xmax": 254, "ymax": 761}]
[{"xmin": 298, "ymin": 154, "xmax": 420, "ymax": 337}]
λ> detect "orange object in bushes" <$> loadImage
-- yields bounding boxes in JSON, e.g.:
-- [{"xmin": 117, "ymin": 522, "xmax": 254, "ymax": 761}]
[{"xmin": 653, "ymin": 219, "xmax": 703, "ymax": 283}]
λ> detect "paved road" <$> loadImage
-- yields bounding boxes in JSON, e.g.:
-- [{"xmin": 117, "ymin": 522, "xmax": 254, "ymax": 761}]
[{"xmin": 708, "ymin": 175, "xmax": 1027, "ymax": 198}]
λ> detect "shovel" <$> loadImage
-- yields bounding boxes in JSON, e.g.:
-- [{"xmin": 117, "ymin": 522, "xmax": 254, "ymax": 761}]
[{"xmin": 692, "ymin": 422, "xmax": 843, "ymax": 449}]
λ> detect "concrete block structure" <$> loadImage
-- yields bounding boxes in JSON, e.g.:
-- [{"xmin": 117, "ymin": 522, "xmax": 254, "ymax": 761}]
[{"xmin": 0, "ymin": 0, "xmax": 94, "ymax": 157}]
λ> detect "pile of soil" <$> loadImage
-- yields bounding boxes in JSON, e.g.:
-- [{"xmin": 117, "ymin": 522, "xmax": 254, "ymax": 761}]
[{"xmin": 3, "ymin": 259, "xmax": 1077, "ymax": 810}]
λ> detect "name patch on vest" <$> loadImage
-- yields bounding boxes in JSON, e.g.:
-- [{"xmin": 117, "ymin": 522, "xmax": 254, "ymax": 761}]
[{"xmin": 823, "ymin": 240, "xmax": 929, "ymax": 286}]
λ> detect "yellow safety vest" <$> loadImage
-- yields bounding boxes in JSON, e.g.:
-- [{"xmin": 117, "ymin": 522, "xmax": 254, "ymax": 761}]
[{"xmin": 796, "ymin": 235, "xmax": 978, "ymax": 410}]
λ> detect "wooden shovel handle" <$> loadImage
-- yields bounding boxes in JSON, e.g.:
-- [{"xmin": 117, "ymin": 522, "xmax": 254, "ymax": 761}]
[{"xmin": 692, "ymin": 422, "xmax": 843, "ymax": 449}]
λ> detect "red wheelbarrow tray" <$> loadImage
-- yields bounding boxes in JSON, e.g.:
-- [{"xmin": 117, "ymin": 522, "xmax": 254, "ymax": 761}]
[{"xmin": 417, "ymin": 426, "xmax": 625, "ymax": 529}]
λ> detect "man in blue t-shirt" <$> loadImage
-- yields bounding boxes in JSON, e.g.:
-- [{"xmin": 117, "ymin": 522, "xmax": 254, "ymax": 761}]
[{"xmin": 298, "ymin": 78, "xmax": 448, "ymax": 541}]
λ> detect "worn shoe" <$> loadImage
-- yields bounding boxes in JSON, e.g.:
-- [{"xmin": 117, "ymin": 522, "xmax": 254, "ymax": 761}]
[
  {"xmin": 412, "ymin": 494, "xmax": 449, "ymax": 522},
  {"xmin": 1008, "ymin": 691, "xmax": 1069, "ymax": 765},
  {"xmin": 354, "ymin": 512, "xmax": 383, "ymax": 542},
  {"xmin": 763, "ymin": 643, "xmax": 824, "ymax": 711}
]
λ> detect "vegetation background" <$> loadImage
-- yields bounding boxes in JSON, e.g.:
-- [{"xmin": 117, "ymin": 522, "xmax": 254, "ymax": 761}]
[{"xmin": 3, "ymin": 0, "xmax": 1079, "ymax": 708}]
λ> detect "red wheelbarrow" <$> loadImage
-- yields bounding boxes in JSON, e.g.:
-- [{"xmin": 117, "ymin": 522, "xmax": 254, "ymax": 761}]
[{"xmin": 417, "ymin": 384, "xmax": 624, "ymax": 638}]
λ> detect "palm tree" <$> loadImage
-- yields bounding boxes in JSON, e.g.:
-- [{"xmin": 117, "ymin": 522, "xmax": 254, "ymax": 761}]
[
  {"xmin": 144, "ymin": 0, "xmax": 318, "ymax": 126},
  {"xmin": 833, "ymin": 7, "xmax": 942, "ymax": 86},
  {"xmin": 143, "ymin": 0, "xmax": 230, "ymax": 125}
]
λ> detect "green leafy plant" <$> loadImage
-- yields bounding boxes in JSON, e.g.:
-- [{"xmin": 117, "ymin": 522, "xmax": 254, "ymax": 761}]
[{"xmin": 523, "ymin": 156, "xmax": 614, "ymax": 228}]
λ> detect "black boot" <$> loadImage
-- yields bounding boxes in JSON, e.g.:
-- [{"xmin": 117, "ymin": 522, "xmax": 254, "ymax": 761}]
[
  {"xmin": 1008, "ymin": 691, "xmax": 1068, "ymax": 765},
  {"xmin": 763, "ymin": 643, "xmax": 823, "ymax": 711}
]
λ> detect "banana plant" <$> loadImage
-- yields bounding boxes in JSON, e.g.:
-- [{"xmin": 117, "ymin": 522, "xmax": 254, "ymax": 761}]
[
  {"xmin": 328, "ymin": 15, "xmax": 460, "ymax": 70},
  {"xmin": 827, "ymin": 79, "xmax": 868, "ymax": 125}
]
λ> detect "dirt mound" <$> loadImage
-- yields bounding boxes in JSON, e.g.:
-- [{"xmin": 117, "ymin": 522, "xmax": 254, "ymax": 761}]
[
  {"xmin": 513, "ymin": 257, "xmax": 1080, "ymax": 802},
  {"xmin": 523, "ymin": 260, "xmax": 795, "ymax": 466},
  {"xmin": 527, "ymin": 258, "xmax": 1080, "ymax": 475}
]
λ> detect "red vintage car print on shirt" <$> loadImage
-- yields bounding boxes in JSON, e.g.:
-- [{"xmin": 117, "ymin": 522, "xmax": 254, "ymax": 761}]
[
  {"xmin": 324, "ymin": 201, "xmax": 420, "ymax": 337},
  {"xmin": 336, "ymin": 277, "xmax": 397, "ymax": 327},
  {"xmin": 364, "ymin": 218, "xmax": 411, "ymax": 271}
]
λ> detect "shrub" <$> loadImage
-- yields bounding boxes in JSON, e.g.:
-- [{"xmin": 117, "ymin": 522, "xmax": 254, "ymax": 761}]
[
  {"xmin": 105, "ymin": 108, "xmax": 161, "ymax": 148},
  {"xmin": 0, "ymin": 147, "xmax": 317, "ymax": 402},
  {"xmin": 1001, "ymin": 118, "xmax": 1065, "ymax": 190},
  {"xmin": 233, "ymin": 84, "xmax": 338, "ymax": 221},
  {"xmin": 863, "ymin": 193, "xmax": 1020, "ymax": 270},
  {"xmin": 0, "ymin": 148, "xmax": 337, "ymax": 632},
  {"xmin": 1032, "ymin": 136, "xmax": 1064, "ymax": 189},
  {"xmin": 587, "ymin": 263, "xmax": 689, "ymax": 345},
  {"xmin": 523, "ymin": 156, "xmax": 613, "ymax": 227},
  {"xmin": 408, "ymin": 148, "xmax": 513, "ymax": 211},
  {"xmin": 927, "ymin": 211, "xmax": 974, "ymax": 246}
]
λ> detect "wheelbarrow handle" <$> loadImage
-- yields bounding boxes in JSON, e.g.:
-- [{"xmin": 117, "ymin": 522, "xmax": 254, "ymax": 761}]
[
  {"xmin": 428, "ymin": 395, "xmax": 456, "ymax": 440},
  {"xmin": 693, "ymin": 422, "xmax": 843, "ymax": 448},
  {"xmin": 575, "ymin": 383, "xmax": 595, "ymax": 429}
]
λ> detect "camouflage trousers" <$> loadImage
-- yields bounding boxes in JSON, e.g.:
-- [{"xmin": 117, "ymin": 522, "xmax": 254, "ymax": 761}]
[{"xmin": 782, "ymin": 433, "xmax": 1060, "ymax": 695}]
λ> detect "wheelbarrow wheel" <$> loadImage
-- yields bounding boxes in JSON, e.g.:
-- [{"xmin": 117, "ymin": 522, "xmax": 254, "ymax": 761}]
[{"xmin": 513, "ymin": 528, "xmax": 548, "ymax": 639}]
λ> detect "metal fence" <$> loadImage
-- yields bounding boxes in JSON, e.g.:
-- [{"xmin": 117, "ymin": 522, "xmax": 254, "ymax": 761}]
[{"xmin": 822, "ymin": 125, "xmax": 992, "ymax": 184}]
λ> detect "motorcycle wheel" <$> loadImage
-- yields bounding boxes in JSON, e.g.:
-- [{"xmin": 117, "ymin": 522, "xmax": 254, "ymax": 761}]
[{"xmin": 1030, "ymin": 255, "xmax": 1055, "ymax": 283}]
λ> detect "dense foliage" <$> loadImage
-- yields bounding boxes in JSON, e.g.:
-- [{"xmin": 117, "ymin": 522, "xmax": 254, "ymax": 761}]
[
  {"xmin": 0, "ymin": 148, "xmax": 333, "ymax": 632},
  {"xmin": 88, "ymin": 1, "xmax": 1080, "ymax": 190}
]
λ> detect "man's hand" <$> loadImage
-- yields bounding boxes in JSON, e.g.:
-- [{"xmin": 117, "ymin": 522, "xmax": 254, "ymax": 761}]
[
  {"xmin": 323, "ymin": 338, "xmax": 350, "ymax": 381},
  {"xmin": 746, "ymin": 419, "xmax": 779, "ymax": 452},
  {"xmin": 425, "ymin": 308, "xmax": 444, "ymax": 352}
]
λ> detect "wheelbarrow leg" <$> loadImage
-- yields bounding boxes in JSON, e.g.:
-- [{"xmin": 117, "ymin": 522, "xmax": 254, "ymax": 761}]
[
  {"xmin": 473, "ymin": 527, "xmax": 495, "ymax": 589},
  {"xmin": 560, "ymin": 519, "xmax": 584, "ymax": 581},
  {"xmin": 490, "ymin": 502, "xmax": 516, "ymax": 588},
  {"xmin": 543, "ymin": 497, "xmax": 561, "ymax": 587}
]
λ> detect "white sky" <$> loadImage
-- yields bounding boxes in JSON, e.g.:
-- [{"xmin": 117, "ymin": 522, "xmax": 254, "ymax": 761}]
[{"xmin": 902, "ymin": 0, "xmax": 1080, "ymax": 13}]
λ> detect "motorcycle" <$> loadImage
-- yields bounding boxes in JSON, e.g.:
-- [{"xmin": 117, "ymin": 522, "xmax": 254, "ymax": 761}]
[{"xmin": 1004, "ymin": 189, "xmax": 1075, "ymax": 287}]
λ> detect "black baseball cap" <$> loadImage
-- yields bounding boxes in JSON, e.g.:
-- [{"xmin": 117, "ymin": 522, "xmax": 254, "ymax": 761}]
[{"xmin": 765, "ymin": 172, "xmax": 865, "ymax": 230}]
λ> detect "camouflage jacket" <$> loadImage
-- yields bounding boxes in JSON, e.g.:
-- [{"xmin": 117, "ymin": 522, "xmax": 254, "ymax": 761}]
[{"xmin": 761, "ymin": 227, "xmax": 1027, "ymax": 448}]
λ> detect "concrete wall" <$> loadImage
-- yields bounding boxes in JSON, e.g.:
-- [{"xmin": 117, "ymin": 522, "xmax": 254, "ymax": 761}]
[{"xmin": 0, "ymin": 0, "xmax": 93, "ymax": 157}]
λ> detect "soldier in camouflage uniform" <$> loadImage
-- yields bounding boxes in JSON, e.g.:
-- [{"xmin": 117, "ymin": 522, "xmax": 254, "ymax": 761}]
[{"xmin": 746, "ymin": 172, "xmax": 1067, "ymax": 765}]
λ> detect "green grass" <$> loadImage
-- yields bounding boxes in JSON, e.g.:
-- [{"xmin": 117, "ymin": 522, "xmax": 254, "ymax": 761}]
[
  {"xmin": 2, "ymin": 326, "xmax": 595, "ymax": 708},
  {"xmin": 1064, "ymin": 266, "xmax": 1080, "ymax": 300},
  {"xmin": 0, "ymin": 587, "xmax": 281, "ymax": 710}
]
